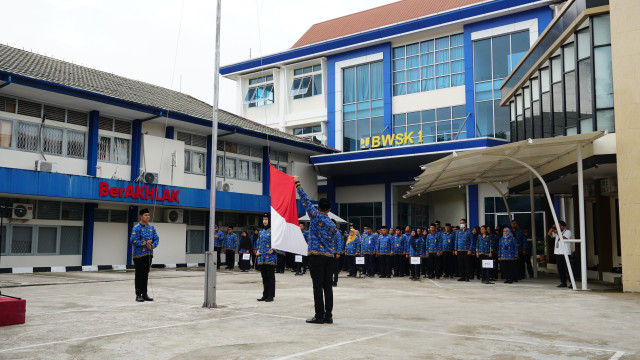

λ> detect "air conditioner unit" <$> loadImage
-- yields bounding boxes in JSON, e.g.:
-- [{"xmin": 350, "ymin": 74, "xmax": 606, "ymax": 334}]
[
  {"xmin": 142, "ymin": 172, "xmax": 159, "ymax": 184},
  {"xmin": 245, "ymin": 214, "xmax": 258, "ymax": 227},
  {"xmin": 35, "ymin": 160, "xmax": 58, "ymax": 173},
  {"xmin": 216, "ymin": 181, "xmax": 234, "ymax": 192},
  {"xmin": 164, "ymin": 209, "xmax": 184, "ymax": 223},
  {"xmin": 12, "ymin": 203, "xmax": 34, "ymax": 220}
]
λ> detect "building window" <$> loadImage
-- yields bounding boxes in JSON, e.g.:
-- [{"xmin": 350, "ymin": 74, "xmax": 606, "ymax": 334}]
[
  {"xmin": 290, "ymin": 65, "xmax": 322, "ymax": 99},
  {"xmin": 177, "ymin": 131, "xmax": 207, "ymax": 148},
  {"xmin": 185, "ymin": 150, "xmax": 206, "ymax": 175},
  {"xmin": 250, "ymin": 162, "xmax": 261, "ymax": 181},
  {"xmin": 342, "ymin": 61, "xmax": 384, "ymax": 152},
  {"xmin": 0, "ymin": 119, "xmax": 12, "ymax": 147},
  {"xmin": 393, "ymin": 33, "xmax": 464, "ymax": 96},
  {"xmin": 95, "ymin": 209, "xmax": 127, "ymax": 223},
  {"xmin": 99, "ymin": 117, "xmax": 131, "ymax": 135},
  {"xmin": 245, "ymin": 75, "xmax": 274, "ymax": 108},
  {"xmin": 2, "ymin": 224, "xmax": 82, "ymax": 255},
  {"xmin": 186, "ymin": 229, "xmax": 205, "ymax": 254},
  {"xmin": 338, "ymin": 202, "xmax": 382, "ymax": 232},
  {"xmin": 98, "ymin": 135, "xmax": 129, "ymax": 164},
  {"xmin": 10, "ymin": 120, "xmax": 86, "ymax": 158},
  {"xmin": 393, "ymin": 105, "xmax": 466, "ymax": 144},
  {"xmin": 293, "ymin": 124, "xmax": 323, "ymax": 144},
  {"xmin": 474, "ymin": 30, "xmax": 530, "ymax": 139},
  {"xmin": 593, "ymin": 14, "xmax": 614, "ymax": 132}
]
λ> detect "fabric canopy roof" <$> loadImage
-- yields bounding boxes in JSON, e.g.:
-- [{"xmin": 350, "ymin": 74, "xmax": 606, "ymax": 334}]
[{"xmin": 404, "ymin": 131, "xmax": 606, "ymax": 198}]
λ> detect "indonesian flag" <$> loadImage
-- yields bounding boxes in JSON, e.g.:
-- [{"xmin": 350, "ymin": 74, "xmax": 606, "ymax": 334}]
[{"xmin": 270, "ymin": 164, "xmax": 308, "ymax": 256}]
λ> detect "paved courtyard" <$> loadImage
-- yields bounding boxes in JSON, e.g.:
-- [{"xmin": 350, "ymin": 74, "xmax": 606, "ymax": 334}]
[{"xmin": 0, "ymin": 268, "xmax": 637, "ymax": 359}]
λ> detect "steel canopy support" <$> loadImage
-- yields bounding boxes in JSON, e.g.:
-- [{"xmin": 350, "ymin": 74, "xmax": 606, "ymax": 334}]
[
  {"xmin": 477, "ymin": 177, "xmax": 512, "ymax": 221},
  {"xmin": 530, "ymin": 173, "xmax": 538, "ymax": 278}
]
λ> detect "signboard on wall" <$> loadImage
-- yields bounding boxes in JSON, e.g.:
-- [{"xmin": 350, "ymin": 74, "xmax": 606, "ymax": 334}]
[
  {"xmin": 98, "ymin": 182, "xmax": 180, "ymax": 203},
  {"xmin": 360, "ymin": 131, "xmax": 426, "ymax": 149}
]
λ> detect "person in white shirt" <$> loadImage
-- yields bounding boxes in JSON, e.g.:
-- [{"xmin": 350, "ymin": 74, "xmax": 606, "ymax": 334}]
[{"xmin": 548, "ymin": 221, "xmax": 572, "ymax": 288}]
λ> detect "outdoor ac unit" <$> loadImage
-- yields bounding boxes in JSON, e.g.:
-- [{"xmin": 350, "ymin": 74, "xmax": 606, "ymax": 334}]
[
  {"xmin": 216, "ymin": 181, "xmax": 234, "ymax": 192},
  {"xmin": 164, "ymin": 209, "xmax": 184, "ymax": 223},
  {"xmin": 601, "ymin": 177, "xmax": 618, "ymax": 196},
  {"xmin": 584, "ymin": 183, "xmax": 596, "ymax": 199},
  {"xmin": 142, "ymin": 172, "xmax": 159, "ymax": 184},
  {"xmin": 245, "ymin": 214, "xmax": 258, "ymax": 227},
  {"xmin": 35, "ymin": 160, "xmax": 58, "ymax": 173},
  {"xmin": 12, "ymin": 203, "xmax": 34, "ymax": 220}
]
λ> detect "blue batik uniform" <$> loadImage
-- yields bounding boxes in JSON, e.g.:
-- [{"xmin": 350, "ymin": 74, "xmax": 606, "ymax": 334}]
[
  {"xmin": 476, "ymin": 234, "xmax": 493, "ymax": 255},
  {"xmin": 499, "ymin": 232, "xmax": 518, "ymax": 260},
  {"xmin": 455, "ymin": 228, "xmax": 472, "ymax": 251},
  {"xmin": 256, "ymin": 228, "xmax": 276, "ymax": 266},
  {"xmin": 470, "ymin": 233, "xmax": 478, "ymax": 255},
  {"xmin": 362, "ymin": 233, "xmax": 377, "ymax": 255},
  {"xmin": 407, "ymin": 236, "xmax": 424, "ymax": 257},
  {"xmin": 393, "ymin": 234, "xmax": 406, "ymax": 254},
  {"xmin": 333, "ymin": 231, "xmax": 344, "ymax": 254},
  {"xmin": 426, "ymin": 232, "xmax": 441, "ymax": 253},
  {"xmin": 491, "ymin": 234, "xmax": 500, "ymax": 255},
  {"xmin": 345, "ymin": 232, "xmax": 361, "ymax": 256},
  {"xmin": 303, "ymin": 230, "xmax": 310, "ymax": 243},
  {"xmin": 129, "ymin": 223, "xmax": 159, "ymax": 259},
  {"xmin": 513, "ymin": 229, "xmax": 526, "ymax": 252},
  {"xmin": 214, "ymin": 230, "xmax": 224, "ymax": 247},
  {"xmin": 377, "ymin": 234, "xmax": 393, "ymax": 255},
  {"xmin": 440, "ymin": 232, "xmax": 455, "ymax": 251},
  {"xmin": 223, "ymin": 233, "xmax": 238, "ymax": 251},
  {"xmin": 297, "ymin": 187, "xmax": 337, "ymax": 257}
]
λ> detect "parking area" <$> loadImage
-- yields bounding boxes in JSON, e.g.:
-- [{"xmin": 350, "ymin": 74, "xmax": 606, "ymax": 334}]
[{"xmin": 0, "ymin": 268, "xmax": 637, "ymax": 359}]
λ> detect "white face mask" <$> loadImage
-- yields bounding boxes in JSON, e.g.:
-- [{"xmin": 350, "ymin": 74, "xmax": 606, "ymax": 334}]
[{"xmin": 460, "ymin": 223, "xmax": 466, "ymax": 229}]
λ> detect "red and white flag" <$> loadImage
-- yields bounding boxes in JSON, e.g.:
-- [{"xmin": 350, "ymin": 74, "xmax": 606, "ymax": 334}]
[{"xmin": 270, "ymin": 164, "xmax": 308, "ymax": 256}]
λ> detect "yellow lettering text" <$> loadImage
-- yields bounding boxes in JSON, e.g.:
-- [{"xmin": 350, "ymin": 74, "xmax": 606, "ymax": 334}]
[
  {"xmin": 371, "ymin": 136, "xmax": 381, "ymax": 148},
  {"xmin": 403, "ymin": 132, "xmax": 414, "ymax": 144},
  {"xmin": 382, "ymin": 134, "xmax": 395, "ymax": 147},
  {"xmin": 395, "ymin": 133, "xmax": 404, "ymax": 145}
]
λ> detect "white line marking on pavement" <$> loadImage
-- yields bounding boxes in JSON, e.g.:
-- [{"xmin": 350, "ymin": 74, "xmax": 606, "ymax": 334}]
[
  {"xmin": 429, "ymin": 279, "xmax": 442, "ymax": 288},
  {"xmin": 609, "ymin": 351, "xmax": 625, "ymax": 360},
  {"xmin": 0, "ymin": 314, "xmax": 252, "ymax": 353},
  {"xmin": 272, "ymin": 330, "xmax": 400, "ymax": 360}
]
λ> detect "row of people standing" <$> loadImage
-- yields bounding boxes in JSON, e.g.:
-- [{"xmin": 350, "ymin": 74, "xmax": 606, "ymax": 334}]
[{"xmin": 334, "ymin": 219, "xmax": 533, "ymax": 284}]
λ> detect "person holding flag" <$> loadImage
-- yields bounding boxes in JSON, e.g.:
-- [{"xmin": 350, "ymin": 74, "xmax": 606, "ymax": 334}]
[{"xmin": 294, "ymin": 175, "xmax": 338, "ymax": 325}]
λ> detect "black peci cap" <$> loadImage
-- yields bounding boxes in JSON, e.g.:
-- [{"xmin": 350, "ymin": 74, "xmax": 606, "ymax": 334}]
[{"xmin": 139, "ymin": 208, "xmax": 150, "ymax": 215}]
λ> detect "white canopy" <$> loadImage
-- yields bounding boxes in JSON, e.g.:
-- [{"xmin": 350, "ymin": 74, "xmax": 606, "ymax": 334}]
[{"xmin": 298, "ymin": 212, "xmax": 348, "ymax": 224}]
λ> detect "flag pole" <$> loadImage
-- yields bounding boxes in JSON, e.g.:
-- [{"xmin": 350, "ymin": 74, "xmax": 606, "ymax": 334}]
[{"xmin": 204, "ymin": 0, "xmax": 222, "ymax": 309}]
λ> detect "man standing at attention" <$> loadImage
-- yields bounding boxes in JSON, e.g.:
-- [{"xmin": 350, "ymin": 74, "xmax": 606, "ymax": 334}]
[
  {"xmin": 295, "ymin": 176, "xmax": 337, "ymax": 325},
  {"xmin": 223, "ymin": 226, "xmax": 238, "ymax": 270},
  {"xmin": 129, "ymin": 208, "xmax": 159, "ymax": 302}
]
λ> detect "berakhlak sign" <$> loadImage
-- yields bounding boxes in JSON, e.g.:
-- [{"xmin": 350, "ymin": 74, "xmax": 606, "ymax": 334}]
[
  {"xmin": 360, "ymin": 131, "xmax": 423, "ymax": 149},
  {"xmin": 98, "ymin": 182, "xmax": 180, "ymax": 203}
]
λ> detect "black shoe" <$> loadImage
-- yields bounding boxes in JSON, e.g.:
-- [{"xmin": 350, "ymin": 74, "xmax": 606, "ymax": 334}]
[
  {"xmin": 324, "ymin": 317, "xmax": 333, "ymax": 324},
  {"xmin": 387, "ymin": 276, "xmax": 391, "ymax": 278},
  {"xmin": 486, "ymin": 282, "xmax": 495, "ymax": 285},
  {"xmin": 306, "ymin": 316, "xmax": 324, "ymax": 324},
  {"xmin": 142, "ymin": 294, "xmax": 153, "ymax": 301},
  {"xmin": 465, "ymin": 278, "xmax": 470, "ymax": 282},
  {"xmin": 557, "ymin": 283, "xmax": 567, "ymax": 288},
  {"xmin": 457, "ymin": 277, "xmax": 466, "ymax": 281},
  {"xmin": 265, "ymin": 297, "xmax": 274, "ymax": 302},
  {"xmin": 295, "ymin": 273, "xmax": 303, "ymax": 276},
  {"xmin": 332, "ymin": 282, "xmax": 337, "ymax": 287},
  {"xmin": 136, "ymin": 295, "xmax": 144, "ymax": 302},
  {"xmin": 257, "ymin": 297, "xmax": 266, "ymax": 301}
]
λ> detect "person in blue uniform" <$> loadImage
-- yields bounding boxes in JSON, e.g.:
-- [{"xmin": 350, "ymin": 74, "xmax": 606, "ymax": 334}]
[
  {"xmin": 376, "ymin": 226, "xmax": 393, "ymax": 278},
  {"xmin": 489, "ymin": 226, "xmax": 500, "ymax": 280},
  {"xmin": 397, "ymin": 226, "xmax": 411, "ymax": 277},
  {"xmin": 238, "ymin": 230, "xmax": 252, "ymax": 272},
  {"xmin": 129, "ymin": 208, "xmax": 159, "ymax": 302},
  {"xmin": 223, "ymin": 226, "xmax": 238, "ymax": 270},
  {"xmin": 499, "ymin": 227, "xmax": 518, "ymax": 284},
  {"xmin": 296, "ymin": 177, "xmax": 338, "ymax": 325},
  {"xmin": 471, "ymin": 226, "xmax": 481, "ymax": 280},
  {"xmin": 361, "ymin": 226, "xmax": 377, "ymax": 277},
  {"xmin": 426, "ymin": 224, "xmax": 441, "ymax": 279},
  {"xmin": 476, "ymin": 226, "xmax": 494, "ymax": 284},
  {"xmin": 440, "ymin": 223, "xmax": 455, "ymax": 279},
  {"xmin": 345, "ymin": 227, "xmax": 360, "ymax": 277},
  {"xmin": 214, "ymin": 225, "xmax": 224, "ymax": 270},
  {"xmin": 251, "ymin": 228, "xmax": 260, "ymax": 269},
  {"xmin": 296, "ymin": 223, "xmax": 310, "ymax": 276},
  {"xmin": 332, "ymin": 220, "xmax": 344, "ymax": 287},
  {"xmin": 454, "ymin": 219, "xmax": 473, "ymax": 282},
  {"xmin": 406, "ymin": 229, "xmax": 423, "ymax": 280},
  {"xmin": 511, "ymin": 220, "xmax": 527, "ymax": 281},
  {"xmin": 256, "ymin": 213, "xmax": 276, "ymax": 302}
]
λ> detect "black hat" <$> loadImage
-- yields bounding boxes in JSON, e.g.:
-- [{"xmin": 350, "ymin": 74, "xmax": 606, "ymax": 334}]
[
  {"xmin": 139, "ymin": 208, "xmax": 150, "ymax": 215},
  {"xmin": 380, "ymin": 226, "xmax": 388, "ymax": 230}
]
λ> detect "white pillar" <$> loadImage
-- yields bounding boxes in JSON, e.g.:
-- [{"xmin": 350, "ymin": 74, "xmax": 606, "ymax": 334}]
[{"xmin": 577, "ymin": 145, "xmax": 588, "ymax": 290}]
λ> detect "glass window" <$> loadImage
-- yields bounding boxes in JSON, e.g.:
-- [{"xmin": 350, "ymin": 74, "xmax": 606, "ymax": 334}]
[
  {"xmin": 531, "ymin": 77, "xmax": 540, "ymax": 102},
  {"xmin": 1, "ymin": 225, "xmax": 6, "ymax": 254},
  {"xmin": 510, "ymin": 31, "xmax": 530, "ymax": 69},
  {"xmin": 343, "ymin": 61, "xmax": 382, "ymax": 151},
  {"xmin": 98, "ymin": 136, "xmax": 111, "ymax": 161},
  {"xmin": 37, "ymin": 227, "xmax": 57, "ymax": 254},
  {"xmin": 0, "ymin": 119, "xmax": 12, "ymax": 147},
  {"xmin": 563, "ymin": 43, "xmax": 575, "ymax": 72},
  {"xmin": 597, "ymin": 109, "xmax": 615, "ymax": 132},
  {"xmin": 540, "ymin": 67, "xmax": 550, "ymax": 93},
  {"xmin": 474, "ymin": 39, "xmax": 492, "ymax": 82},
  {"xmin": 41, "ymin": 127, "xmax": 62, "ymax": 155},
  {"xmin": 12, "ymin": 226, "xmax": 32, "ymax": 254},
  {"xmin": 67, "ymin": 131, "xmax": 85, "ymax": 158},
  {"xmin": 17, "ymin": 121, "xmax": 39, "ymax": 151},
  {"xmin": 577, "ymin": 29, "xmax": 590, "ymax": 59},
  {"xmin": 356, "ymin": 64, "xmax": 370, "ymax": 101},
  {"xmin": 565, "ymin": 71, "xmax": 577, "ymax": 130},
  {"xmin": 593, "ymin": 14, "xmax": 611, "ymax": 46},
  {"xmin": 594, "ymin": 46, "xmax": 614, "ymax": 109},
  {"xmin": 492, "ymin": 35, "xmax": 510, "ymax": 79},
  {"xmin": 343, "ymin": 120, "xmax": 356, "ymax": 152},
  {"xmin": 225, "ymin": 158, "xmax": 236, "ymax": 178},
  {"xmin": 420, "ymin": 40, "xmax": 434, "ymax": 53},
  {"xmin": 553, "ymin": 82, "xmax": 564, "ymax": 136},
  {"xmin": 578, "ymin": 59, "xmax": 593, "ymax": 119},
  {"xmin": 113, "ymin": 138, "xmax": 129, "ymax": 165},
  {"xmin": 238, "ymin": 160, "xmax": 249, "ymax": 180},
  {"xmin": 343, "ymin": 67, "xmax": 355, "ymax": 104},
  {"xmin": 192, "ymin": 152, "xmax": 205, "ymax": 174},
  {"xmin": 495, "ymin": 99, "xmax": 510, "ymax": 140},
  {"xmin": 542, "ymin": 92, "xmax": 553, "ymax": 138},
  {"xmin": 250, "ymin": 162, "xmax": 261, "ymax": 181},
  {"xmin": 551, "ymin": 57, "xmax": 562, "ymax": 83},
  {"xmin": 216, "ymin": 156, "xmax": 224, "ymax": 176},
  {"xmin": 476, "ymin": 101, "xmax": 493, "ymax": 137}
]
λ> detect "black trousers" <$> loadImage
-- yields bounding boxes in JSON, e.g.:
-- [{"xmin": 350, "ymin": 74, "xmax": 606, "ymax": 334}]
[
  {"xmin": 479, "ymin": 254, "xmax": 491, "ymax": 282},
  {"xmin": 286, "ymin": 252, "xmax": 295, "ymax": 269},
  {"xmin": 379, "ymin": 255, "xmax": 392, "ymax": 277},
  {"xmin": 333, "ymin": 255, "xmax": 342, "ymax": 284},
  {"xmin": 260, "ymin": 264, "xmax": 276, "ymax": 299},
  {"xmin": 133, "ymin": 254, "xmax": 152, "ymax": 296},
  {"xmin": 251, "ymin": 252, "xmax": 257, "ymax": 268},
  {"xmin": 501, "ymin": 259, "xmax": 515, "ymax": 282},
  {"xmin": 516, "ymin": 254, "xmax": 525, "ymax": 280},
  {"xmin": 428, "ymin": 253, "xmax": 441, "ymax": 278},
  {"xmin": 365, "ymin": 254, "xmax": 375, "ymax": 276},
  {"xmin": 523, "ymin": 252, "xmax": 534, "ymax": 277},
  {"xmin": 225, "ymin": 250, "xmax": 235, "ymax": 269},
  {"xmin": 309, "ymin": 255, "xmax": 334, "ymax": 318},
  {"xmin": 296, "ymin": 256, "xmax": 307, "ymax": 273},
  {"xmin": 214, "ymin": 246, "xmax": 222, "ymax": 269},
  {"xmin": 556, "ymin": 254, "xmax": 571, "ymax": 285},
  {"xmin": 410, "ymin": 259, "xmax": 421, "ymax": 278},
  {"xmin": 441, "ymin": 251, "xmax": 454, "ymax": 277},
  {"xmin": 457, "ymin": 252, "xmax": 474, "ymax": 279},
  {"xmin": 239, "ymin": 253, "xmax": 251, "ymax": 270},
  {"xmin": 393, "ymin": 254, "xmax": 405, "ymax": 276},
  {"xmin": 276, "ymin": 253, "xmax": 286, "ymax": 273}
]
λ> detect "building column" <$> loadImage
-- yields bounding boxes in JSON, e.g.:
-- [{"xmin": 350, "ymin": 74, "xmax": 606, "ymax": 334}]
[
  {"xmin": 87, "ymin": 111, "xmax": 99, "ymax": 176},
  {"xmin": 127, "ymin": 205, "xmax": 138, "ymax": 266},
  {"xmin": 385, "ymin": 182, "xmax": 392, "ymax": 226},
  {"xmin": 262, "ymin": 147, "xmax": 270, "ymax": 196},
  {"xmin": 467, "ymin": 184, "xmax": 479, "ymax": 227},
  {"xmin": 81, "ymin": 203, "xmax": 96, "ymax": 266},
  {"xmin": 130, "ymin": 120, "xmax": 142, "ymax": 181}
]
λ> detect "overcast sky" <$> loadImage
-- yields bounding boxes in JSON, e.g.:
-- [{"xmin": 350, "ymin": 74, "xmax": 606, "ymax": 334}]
[{"xmin": 2, "ymin": 0, "xmax": 397, "ymax": 112}]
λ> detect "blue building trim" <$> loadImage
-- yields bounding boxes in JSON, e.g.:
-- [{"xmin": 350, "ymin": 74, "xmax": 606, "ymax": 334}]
[
  {"xmin": 206, "ymin": 135, "xmax": 212, "ymax": 190},
  {"xmin": 220, "ymin": 0, "xmax": 550, "ymax": 76},
  {"xmin": 165, "ymin": 126, "xmax": 175, "ymax": 139},
  {"xmin": 127, "ymin": 206, "xmax": 138, "ymax": 265},
  {"xmin": 333, "ymin": 170, "xmax": 421, "ymax": 188},
  {"xmin": 463, "ymin": 6, "xmax": 554, "ymax": 138},
  {"xmin": 326, "ymin": 43, "xmax": 391, "ymax": 149},
  {"xmin": 87, "ymin": 111, "xmax": 99, "ymax": 176},
  {"xmin": 262, "ymin": 147, "xmax": 270, "ymax": 197},
  {"xmin": 468, "ymin": 184, "xmax": 479, "ymax": 227},
  {"xmin": 327, "ymin": 178, "xmax": 337, "ymax": 214},
  {"xmin": 81, "ymin": 203, "xmax": 95, "ymax": 266},
  {"xmin": 130, "ymin": 120, "xmax": 142, "ymax": 181},
  {"xmin": 312, "ymin": 138, "xmax": 508, "ymax": 165},
  {"xmin": 385, "ymin": 182, "xmax": 391, "ymax": 226}
]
